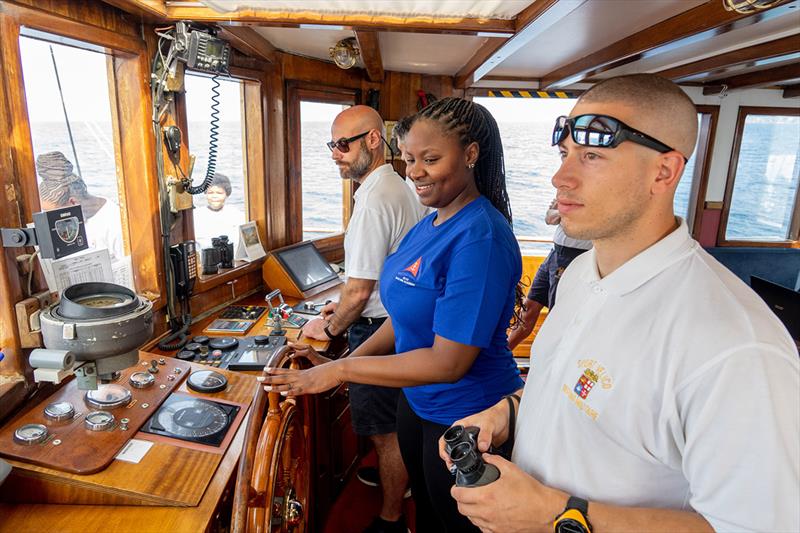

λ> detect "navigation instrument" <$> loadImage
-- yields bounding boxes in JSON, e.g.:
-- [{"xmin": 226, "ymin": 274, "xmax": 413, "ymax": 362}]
[
  {"xmin": 187, "ymin": 370, "xmax": 228, "ymax": 393},
  {"xmin": 141, "ymin": 393, "xmax": 239, "ymax": 446}
]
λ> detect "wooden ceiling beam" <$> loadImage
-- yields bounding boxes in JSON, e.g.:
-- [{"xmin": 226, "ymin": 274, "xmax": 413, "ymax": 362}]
[
  {"xmin": 217, "ymin": 26, "xmax": 278, "ymax": 64},
  {"xmin": 163, "ymin": 6, "xmax": 516, "ymax": 35},
  {"xmin": 101, "ymin": 0, "xmax": 167, "ymax": 20},
  {"xmin": 657, "ymin": 34, "xmax": 800, "ymax": 81},
  {"xmin": 783, "ymin": 84, "xmax": 800, "ymax": 98},
  {"xmin": 455, "ymin": 0, "xmax": 586, "ymax": 89},
  {"xmin": 354, "ymin": 31, "xmax": 384, "ymax": 82},
  {"xmin": 702, "ymin": 61, "xmax": 800, "ymax": 94},
  {"xmin": 541, "ymin": 0, "xmax": 799, "ymax": 90}
]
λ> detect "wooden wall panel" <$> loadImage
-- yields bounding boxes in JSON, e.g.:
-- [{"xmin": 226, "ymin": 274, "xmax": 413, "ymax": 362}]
[{"xmin": 6, "ymin": 0, "xmax": 140, "ymax": 38}]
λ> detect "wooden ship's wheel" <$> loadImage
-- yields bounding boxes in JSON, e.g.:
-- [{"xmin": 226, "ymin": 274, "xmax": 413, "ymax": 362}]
[{"xmin": 232, "ymin": 346, "xmax": 311, "ymax": 533}]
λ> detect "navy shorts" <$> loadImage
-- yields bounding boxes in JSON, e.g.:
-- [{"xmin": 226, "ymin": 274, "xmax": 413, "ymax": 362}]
[
  {"xmin": 347, "ymin": 318, "xmax": 400, "ymax": 436},
  {"xmin": 528, "ymin": 244, "xmax": 589, "ymax": 308}
]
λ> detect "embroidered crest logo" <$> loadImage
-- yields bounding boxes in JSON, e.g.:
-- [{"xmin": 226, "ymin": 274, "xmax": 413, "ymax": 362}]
[
  {"xmin": 403, "ymin": 257, "xmax": 422, "ymax": 278},
  {"xmin": 573, "ymin": 368, "xmax": 598, "ymax": 399}
]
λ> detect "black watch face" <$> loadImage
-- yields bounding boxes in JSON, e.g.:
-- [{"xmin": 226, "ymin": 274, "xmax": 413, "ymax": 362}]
[{"xmin": 555, "ymin": 518, "xmax": 589, "ymax": 533}]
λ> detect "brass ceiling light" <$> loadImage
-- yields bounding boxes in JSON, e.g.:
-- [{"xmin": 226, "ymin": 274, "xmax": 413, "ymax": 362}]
[
  {"xmin": 722, "ymin": 0, "xmax": 784, "ymax": 13},
  {"xmin": 329, "ymin": 37, "xmax": 360, "ymax": 69}
]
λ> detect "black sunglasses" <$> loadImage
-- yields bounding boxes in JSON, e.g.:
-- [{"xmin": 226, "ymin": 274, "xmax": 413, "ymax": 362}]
[
  {"xmin": 552, "ymin": 114, "xmax": 687, "ymax": 162},
  {"xmin": 326, "ymin": 131, "xmax": 370, "ymax": 153},
  {"xmin": 326, "ymin": 129, "xmax": 396, "ymax": 157}
]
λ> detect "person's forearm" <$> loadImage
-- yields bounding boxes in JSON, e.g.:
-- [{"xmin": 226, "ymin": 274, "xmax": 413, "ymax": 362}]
[
  {"xmin": 339, "ymin": 346, "xmax": 470, "ymax": 387},
  {"xmin": 326, "ymin": 282, "xmax": 371, "ymax": 335},
  {"xmin": 582, "ymin": 503, "xmax": 713, "ymax": 533},
  {"xmin": 507, "ymin": 321, "xmax": 534, "ymax": 351}
]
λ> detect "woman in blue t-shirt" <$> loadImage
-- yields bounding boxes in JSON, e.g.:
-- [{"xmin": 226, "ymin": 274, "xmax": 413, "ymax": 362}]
[{"xmin": 264, "ymin": 97, "xmax": 524, "ymax": 532}]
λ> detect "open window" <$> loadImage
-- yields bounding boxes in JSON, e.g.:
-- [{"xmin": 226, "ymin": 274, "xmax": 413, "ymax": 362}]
[
  {"xmin": 720, "ymin": 107, "xmax": 800, "ymax": 246},
  {"xmin": 18, "ymin": 30, "xmax": 133, "ymax": 287},
  {"xmin": 185, "ymin": 73, "xmax": 248, "ymax": 251},
  {"xmin": 287, "ymin": 84, "xmax": 357, "ymax": 248}
]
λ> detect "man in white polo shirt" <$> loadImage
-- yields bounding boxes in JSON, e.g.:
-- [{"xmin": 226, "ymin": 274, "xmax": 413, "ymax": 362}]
[
  {"xmin": 442, "ymin": 74, "xmax": 799, "ymax": 533},
  {"xmin": 301, "ymin": 105, "xmax": 427, "ymax": 533}
]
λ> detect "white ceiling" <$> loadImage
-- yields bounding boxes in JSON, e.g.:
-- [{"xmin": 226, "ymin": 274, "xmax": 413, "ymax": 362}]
[{"xmin": 488, "ymin": 0, "xmax": 708, "ymax": 78}]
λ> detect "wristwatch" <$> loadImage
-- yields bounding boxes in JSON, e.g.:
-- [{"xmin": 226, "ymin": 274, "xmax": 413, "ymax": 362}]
[
  {"xmin": 553, "ymin": 496, "xmax": 591, "ymax": 533},
  {"xmin": 322, "ymin": 321, "xmax": 336, "ymax": 340}
]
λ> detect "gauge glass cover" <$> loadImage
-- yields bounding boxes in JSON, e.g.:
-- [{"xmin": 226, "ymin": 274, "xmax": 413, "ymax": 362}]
[
  {"xmin": 44, "ymin": 401, "xmax": 75, "ymax": 421},
  {"xmin": 14, "ymin": 423, "xmax": 49, "ymax": 445},
  {"xmin": 129, "ymin": 371, "xmax": 156, "ymax": 389},
  {"xmin": 84, "ymin": 411, "xmax": 115, "ymax": 431},
  {"xmin": 85, "ymin": 384, "xmax": 132, "ymax": 409}
]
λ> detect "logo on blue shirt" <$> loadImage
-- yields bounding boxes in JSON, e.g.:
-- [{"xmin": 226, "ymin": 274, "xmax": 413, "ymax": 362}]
[{"xmin": 395, "ymin": 256, "xmax": 422, "ymax": 286}]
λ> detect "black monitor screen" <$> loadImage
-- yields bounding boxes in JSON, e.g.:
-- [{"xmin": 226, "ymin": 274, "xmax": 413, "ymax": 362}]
[
  {"xmin": 751, "ymin": 276, "xmax": 800, "ymax": 342},
  {"xmin": 274, "ymin": 242, "xmax": 339, "ymax": 292}
]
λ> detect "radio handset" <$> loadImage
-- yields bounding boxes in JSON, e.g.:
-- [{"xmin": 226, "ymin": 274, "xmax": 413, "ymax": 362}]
[{"xmin": 170, "ymin": 241, "xmax": 197, "ymax": 298}]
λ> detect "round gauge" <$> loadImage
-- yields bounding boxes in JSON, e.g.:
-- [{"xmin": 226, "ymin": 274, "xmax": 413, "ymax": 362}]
[
  {"xmin": 187, "ymin": 370, "xmax": 228, "ymax": 393},
  {"xmin": 84, "ymin": 411, "xmax": 115, "ymax": 431},
  {"xmin": 13, "ymin": 423, "xmax": 49, "ymax": 445},
  {"xmin": 153, "ymin": 399, "xmax": 229, "ymax": 439},
  {"xmin": 85, "ymin": 383, "xmax": 132, "ymax": 409},
  {"xmin": 44, "ymin": 401, "xmax": 75, "ymax": 422},
  {"xmin": 54, "ymin": 216, "xmax": 80, "ymax": 243},
  {"xmin": 129, "ymin": 371, "xmax": 156, "ymax": 389}
]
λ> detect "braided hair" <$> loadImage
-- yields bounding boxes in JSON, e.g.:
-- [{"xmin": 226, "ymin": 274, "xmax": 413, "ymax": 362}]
[{"xmin": 411, "ymin": 97, "xmax": 513, "ymax": 226}]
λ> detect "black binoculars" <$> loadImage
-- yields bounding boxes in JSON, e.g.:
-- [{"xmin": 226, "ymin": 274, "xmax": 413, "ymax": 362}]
[
  {"xmin": 202, "ymin": 235, "xmax": 234, "ymax": 274},
  {"xmin": 443, "ymin": 425, "xmax": 500, "ymax": 488}
]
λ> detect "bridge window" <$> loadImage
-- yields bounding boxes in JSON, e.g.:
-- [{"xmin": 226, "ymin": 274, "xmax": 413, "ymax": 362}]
[
  {"xmin": 184, "ymin": 73, "xmax": 248, "ymax": 251},
  {"xmin": 19, "ymin": 33, "xmax": 130, "ymax": 279},
  {"xmin": 474, "ymin": 96, "xmax": 577, "ymax": 255},
  {"xmin": 722, "ymin": 108, "xmax": 800, "ymax": 244},
  {"xmin": 674, "ymin": 106, "xmax": 718, "ymax": 234}
]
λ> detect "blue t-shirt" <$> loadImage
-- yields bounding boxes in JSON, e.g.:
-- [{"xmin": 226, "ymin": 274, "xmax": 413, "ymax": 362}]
[{"xmin": 380, "ymin": 195, "xmax": 524, "ymax": 425}]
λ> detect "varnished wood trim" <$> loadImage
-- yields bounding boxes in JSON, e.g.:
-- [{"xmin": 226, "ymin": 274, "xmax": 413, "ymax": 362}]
[
  {"xmin": 100, "ymin": 0, "xmax": 166, "ymax": 20},
  {"xmin": 702, "ymin": 61, "xmax": 800, "ymax": 94},
  {"xmin": 657, "ymin": 35, "xmax": 800, "ymax": 81},
  {"xmin": 354, "ymin": 30, "xmax": 384, "ymax": 83},
  {"xmin": 163, "ymin": 6, "xmax": 516, "ymax": 35},
  {"xmin": 717, "ymin": 106, "xmax": 800, "ymax": 246},
  {"xmin": 541, "ymin": 1, "xmax": 797, "ymax": 89},
  {"xmin": 218, "ymin": 25, "xmax": 277, "ymax": 64},
  {"xmin": 0, "ymin": 1, "xmax": 144, "ymax": 54}
]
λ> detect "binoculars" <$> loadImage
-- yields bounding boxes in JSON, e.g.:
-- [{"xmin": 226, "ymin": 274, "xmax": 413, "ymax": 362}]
[
  {"xmin": 201, "ymin": 235, "xmax": 234, "ymax": 274},
  {"xmin": 443, "ymin": 425, "xmax": 500, "ymax": 488}
]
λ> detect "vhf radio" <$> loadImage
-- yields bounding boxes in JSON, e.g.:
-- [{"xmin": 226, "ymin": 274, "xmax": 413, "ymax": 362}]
[{"xmin": 175, "ymin": 22, "xmax": 230, "ymax": 74}]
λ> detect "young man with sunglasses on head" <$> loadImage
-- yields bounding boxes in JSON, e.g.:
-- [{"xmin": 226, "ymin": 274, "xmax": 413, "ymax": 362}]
[
  {"xmin": 442, "ymin": 74, "xmax": 799, "ymax": 533},
  {"xmin": 300, "ymin": 105, "xmax": 427, "ymax": 533}
]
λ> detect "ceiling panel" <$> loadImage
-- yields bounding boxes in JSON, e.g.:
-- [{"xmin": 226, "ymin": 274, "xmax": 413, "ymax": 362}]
[
  {"xmin": 599, "ymin": 16, "xmax": 800, "ymax": 80},
  {"xmin": 253, "ymin": 26, "xmax": 356, "ymax": 63},
  {"xmin": 379, "ymin": 32, "xmax": 490, "ymax": 75},
  {"xmin": 488, "ymin": 0, "xmax": 707, "ymax": 78}
]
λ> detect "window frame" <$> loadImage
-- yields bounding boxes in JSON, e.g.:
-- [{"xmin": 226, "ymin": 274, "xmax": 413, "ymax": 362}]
[
  {"xmin": 717, "ymin": 106, "xmax": 800, "ymax": 248},
  {"xmin": 685, "ymin": 105, "xmax": 719, "ymax": 238},
  {"xmin": 286, "ymin": 81, "xmax": 358, "ymax": 257},
  {"xmin": 179, "ymin": 66, "xmax": 270, "ymax": 292},
  {"xmin": 0, "ymin": 4, "xmax": 164, "ymax": 304}
]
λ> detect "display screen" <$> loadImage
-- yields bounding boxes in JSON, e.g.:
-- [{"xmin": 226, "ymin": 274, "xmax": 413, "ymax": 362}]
[
  {"xmin": 204, "ymin": 39, "xmax": 223, "ymax": 57},
  {"xmin": 274, "ymin": 242, "xmax": 339, "ymax": 292}
]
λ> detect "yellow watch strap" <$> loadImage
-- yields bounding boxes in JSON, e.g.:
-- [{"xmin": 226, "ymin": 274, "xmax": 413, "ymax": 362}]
[{"xmin": 552, "ymin": 508, "xmax": 590, "ymax": 532}]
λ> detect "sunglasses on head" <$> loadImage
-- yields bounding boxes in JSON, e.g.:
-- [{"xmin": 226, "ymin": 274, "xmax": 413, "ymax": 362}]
[
  {"xmin": 326, "ymin": 130, "xmax": 370, "ymax": 153},
  {"xmin": 552, "ymin": 114, "xmax": 687, "ymax": 162}
]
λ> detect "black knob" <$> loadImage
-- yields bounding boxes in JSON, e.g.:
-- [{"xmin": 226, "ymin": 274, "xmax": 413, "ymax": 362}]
[
  {"xmin": 185, "ymin": 342, "xmax": 202, "ymax": 353},
  {"xmin": 254, "ymin": 335, "xmax": 270, "ymax": 346},
  {"xmin": 176, "ymin": 350, "xmax": 196, "ymax": 361},
  {"xmin": 192, "ymin": 336, "xmax": 210, "ymax": 345}
]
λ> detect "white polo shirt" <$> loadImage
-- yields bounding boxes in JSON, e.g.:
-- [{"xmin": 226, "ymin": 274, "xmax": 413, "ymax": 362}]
[
  {"xmin": 345, "ymin": 164, "xmax": 427, "ymax": 318},
  {"xmin": 514, "ymin": 220, "xmax": 799, "ymax": 532}
]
